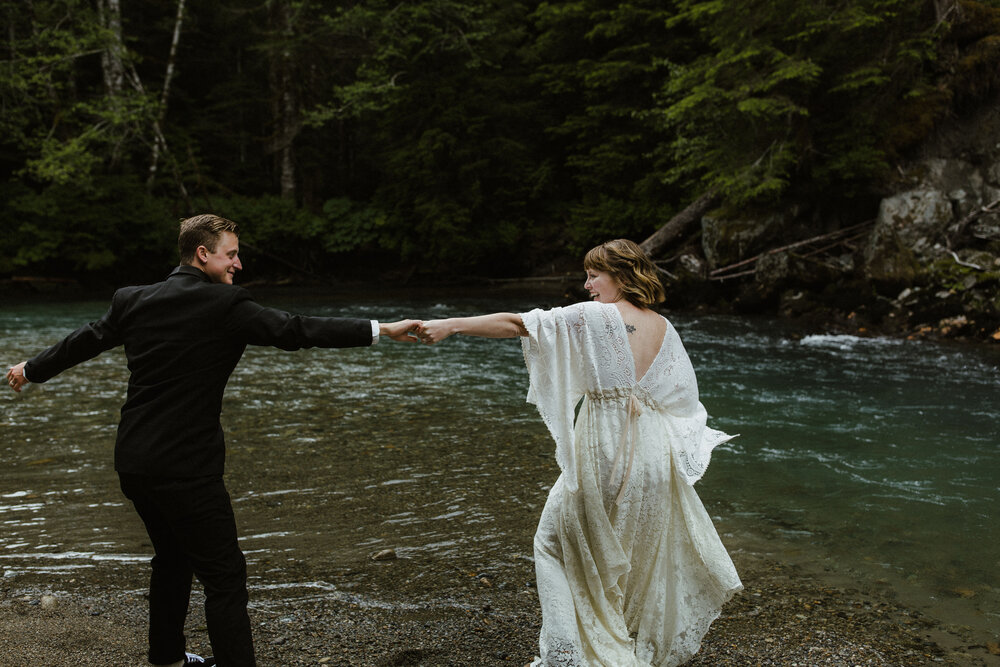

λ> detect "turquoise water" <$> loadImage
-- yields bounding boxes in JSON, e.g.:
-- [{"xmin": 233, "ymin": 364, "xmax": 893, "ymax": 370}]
[
  {"xmin": 681, "ymin": 317, "xmax": 1000, "ymax": 640},
  {"xmin": 1, "ymin": 295, "xmax": 997, "ymax": 644}
]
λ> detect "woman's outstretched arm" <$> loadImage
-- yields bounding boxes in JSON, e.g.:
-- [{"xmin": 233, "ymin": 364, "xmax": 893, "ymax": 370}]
[{"xmin": 418, "ymin": 313, "xmax": 527, "ymax": 344}]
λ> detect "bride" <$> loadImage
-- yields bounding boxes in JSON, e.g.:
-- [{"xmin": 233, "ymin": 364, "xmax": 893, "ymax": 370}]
[{"xmin": 417, "ymin": 239, "xmax": 742, "ymax": 666}]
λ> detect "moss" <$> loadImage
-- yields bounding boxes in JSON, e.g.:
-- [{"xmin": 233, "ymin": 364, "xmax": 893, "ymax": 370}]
[
  {"xmin": 952, "ymin": 1, "xmax": 1000, "ymax": 46},
  {"xmin": 954, "ymin": 34, "xmax": 1000, "ymax": 100},
  {"xmin": 865, "ymin": 230, "xmax": 924, "ymax": 287},
  {"xmin": 926, "ymin": 256, "xmax": 1000, "ymax": 320},
  {"xmin": 886, "ymin": 87, "xmax": 954, "ymax": 156}
]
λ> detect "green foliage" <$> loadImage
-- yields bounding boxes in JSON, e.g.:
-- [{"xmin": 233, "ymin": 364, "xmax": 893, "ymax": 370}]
[
  {"xmin": 0, "ymin": 0, "xmax": 158, "ymax": 187},
  {"xmin": 0, "ymin": 176, "xmax": 175, "ymax": 279},
  {"xmin": 295, "ymin": 0, "xmax": 501, "ymax": 126},
  {"xmin": 528, "ymin": 0, "xmax": 687, "ymax": 251},
  {"xmin": 320, "ymin": 197, "xmax": 387, "ymax": 253},
  {"xmin": 359, "ymin": 0, "xmax": 544, "ymax": 271},
  {"xmin": 211, "ymin": 194, "xmax": 325, "ymax": 252},
  {"xmin": 654, "ymin": 0, "xmax": 943, "ymax": 206},
  {"xmin": 2, "ymin": 0, "xmax": 999, "ymax": 281}
]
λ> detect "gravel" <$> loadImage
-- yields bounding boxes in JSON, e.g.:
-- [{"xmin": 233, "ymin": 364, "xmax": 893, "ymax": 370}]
[{"xmin": 2, "ymin": 552, "xmax": 998, "ymax": 666}]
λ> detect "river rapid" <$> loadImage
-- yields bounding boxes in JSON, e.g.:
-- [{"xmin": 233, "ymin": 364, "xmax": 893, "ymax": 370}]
[{"xmin": 1, "ymin": 292, "xmax": 998, "ymax": 649}]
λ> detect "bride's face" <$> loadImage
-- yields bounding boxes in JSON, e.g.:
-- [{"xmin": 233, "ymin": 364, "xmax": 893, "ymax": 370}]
[{"xmin": 584, "ymin": 268, "xmax": 621, "ymax": 303}]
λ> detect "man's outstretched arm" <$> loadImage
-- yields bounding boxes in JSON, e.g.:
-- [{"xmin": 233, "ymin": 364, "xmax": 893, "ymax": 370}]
[{"xmin": 12, "ymin": 304, "xmax": 123, "ymax": 388}]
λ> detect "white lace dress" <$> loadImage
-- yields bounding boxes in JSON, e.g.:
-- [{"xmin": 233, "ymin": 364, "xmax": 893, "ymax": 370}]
[{"xmin": 520, "ymin": 301, "xmax": 742, "ymax": 667}]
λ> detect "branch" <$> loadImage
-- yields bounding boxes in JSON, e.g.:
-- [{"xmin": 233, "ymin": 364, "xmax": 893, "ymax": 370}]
[
  {"xmin": 947, "ymin": 197, "xmax": 1000, "ymax": 248},
  {"xmin": 708, "ymin": 219, "xmax": 875, "ymax": 279},
  {"xmin": 653, "ymin": 265, "xmax": 678, "ymax": 281},
  {"xmin": 947, "ymin": 250, "xmax": 983, "ymax": 271},
  {"xmin": 0, "ymin": 49, "xmax": 107, "ymax": 65}
]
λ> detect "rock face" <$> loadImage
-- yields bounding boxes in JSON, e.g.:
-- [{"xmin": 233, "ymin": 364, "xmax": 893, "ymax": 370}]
[
  {"xmin": 863, "ymin": 158, "xmax": 1000, "ymax": 286},
  {"xmin": 863, "ymin": 188, "xmax": 951, "ymax": 284},
  {"xmin": 685, "ymin": 151, "xmax": 1000, "ymax": 339},
  {"xmin": 701, "ymin": 213, "xmax": 787, "ymax": 270},
  {"xmin": 666, "ymin": 88, "xmax": 1000, "ymax": 339}
]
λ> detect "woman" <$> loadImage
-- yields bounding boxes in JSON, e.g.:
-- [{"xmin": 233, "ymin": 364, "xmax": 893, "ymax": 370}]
[{"xmin": 418, "ymin": 239, "xmax": 741, "ymax": 666}]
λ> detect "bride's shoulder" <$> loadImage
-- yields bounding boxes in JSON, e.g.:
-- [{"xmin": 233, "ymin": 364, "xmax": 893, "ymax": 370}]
[
  {"xmin": 532, "ymin": 301, "xmax": 602, "ymax": 330},
  {"xmin": 570, "ymin": 300, "xmax": 611, "ymax": 322},
  {"xmin": 540, "ymin": 300, "xmax": 602, "ymax": 317},
  {"xmin": 571, "ymin": 300, "xmax": 604, "ymax": 312}
]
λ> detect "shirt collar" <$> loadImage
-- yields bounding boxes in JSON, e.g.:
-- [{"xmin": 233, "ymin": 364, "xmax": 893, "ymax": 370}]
[{"xmin": 169, "ymin": 265, "xmax": 212, "ymax": 283}]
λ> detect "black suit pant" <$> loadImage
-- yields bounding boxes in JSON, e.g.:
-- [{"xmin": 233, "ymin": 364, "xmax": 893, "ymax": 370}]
[{"xmin": 120, "ymin": 473, "xmax": 255, "ymax": 667}]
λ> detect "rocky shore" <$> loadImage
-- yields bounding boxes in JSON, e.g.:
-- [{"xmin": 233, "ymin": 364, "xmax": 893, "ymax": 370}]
[{"xmin": 2, "ymin": 551, "xmax": 998, "ymax": 666}]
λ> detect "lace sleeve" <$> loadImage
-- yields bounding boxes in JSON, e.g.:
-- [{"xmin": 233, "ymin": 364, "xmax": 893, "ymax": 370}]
[
  {"xmin": 654, "ymin": 321, "xmax": 738, "ymax": 486},
  {"xmin": 520, "ymin": 305, "xmax": 588, "ymax": 492}
]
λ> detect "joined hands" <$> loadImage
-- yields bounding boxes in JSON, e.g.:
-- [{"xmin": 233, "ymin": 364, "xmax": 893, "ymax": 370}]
[
  {"xmin": 380, "ymin": 319, "xmax": 423, "ymax": 342},
  {"xmin": 415, "ymin": 319, "xmax": 452, "ymax": 344},
  {"xmin": 379, "ymin": 319, "xmax": 451, "ymax": 344}
]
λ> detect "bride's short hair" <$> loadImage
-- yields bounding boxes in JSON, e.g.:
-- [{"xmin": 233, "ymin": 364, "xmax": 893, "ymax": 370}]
[{"xmin": 584, "ymin": 239, "xmax": 665, "ymax": 308}]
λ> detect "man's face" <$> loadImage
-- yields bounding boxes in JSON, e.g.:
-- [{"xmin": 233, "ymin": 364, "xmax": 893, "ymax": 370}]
[{"xmin": 199, "ymin": 231, "xmax": 242, "ymax": 284}]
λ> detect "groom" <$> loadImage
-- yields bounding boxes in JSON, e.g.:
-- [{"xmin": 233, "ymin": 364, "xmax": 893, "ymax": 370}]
[{"xmin": 5, "ymin": 214, "xmax": 419, "ymax": 667}]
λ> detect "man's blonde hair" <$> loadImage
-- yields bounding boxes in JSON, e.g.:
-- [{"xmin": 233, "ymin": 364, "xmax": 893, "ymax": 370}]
[
  {"xmin": 178, "ymin": 214, "xmax": 240, "ymax": 263},
  {"xmin": 583, "ymin": 239, "xmax": 665, "ymax": 308}
]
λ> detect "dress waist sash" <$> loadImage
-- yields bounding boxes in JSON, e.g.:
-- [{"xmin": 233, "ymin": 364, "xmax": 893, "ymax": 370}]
[{"xmin": 586, "ymin": 386, "xmax": 651, "ymax": 505}]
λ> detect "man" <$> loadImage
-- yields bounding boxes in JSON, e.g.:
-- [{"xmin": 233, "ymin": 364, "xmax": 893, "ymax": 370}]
[{"xmin": 5, "ymin": 214, "xmax": 420, "ymax": 667}]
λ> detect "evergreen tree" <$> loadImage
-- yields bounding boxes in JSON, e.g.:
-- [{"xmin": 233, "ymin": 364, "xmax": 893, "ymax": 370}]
[
  {"xmin": 652, "ymin": 0, "xmax": 944, "ymax": 207},
  {"xmin": 528, "ymin": 0, "xmax": 694, "ymax": 250}
]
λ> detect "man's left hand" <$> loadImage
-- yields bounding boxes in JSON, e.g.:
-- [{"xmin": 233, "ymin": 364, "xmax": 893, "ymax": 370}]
[
  {"xmin": 380, "ymin": 320, "xmax": 423, "ymax": 342},
  {"xmin": 6, "ymin": 361, "xmax": 29, "ymax": 393}
]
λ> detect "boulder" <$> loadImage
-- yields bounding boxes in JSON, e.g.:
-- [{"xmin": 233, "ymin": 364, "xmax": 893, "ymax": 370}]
[
  {"xmin": 701, "ymin": 213, "xmax": 785, "ymax": 269},
  {"xmin": 987, "ymin": 161, "xmax": 1000, "ymax": 186},
  {"xmin": 755, "ymin": 249, "xmax": 846, "ymax": 299},
  {"xmin": 921, "ymin": 158, "xmax": 986, "ymax": 219},
  {"xmin": 754, "ymin": 251, "xmax": 797, "ymax": 296},
  {"xmin": 863, "ymin": 189, "xmax": 952, "ymax": 283},
  {"xmin": 677, "ymin": 253, "xmax": 706, "ymax": 278}
]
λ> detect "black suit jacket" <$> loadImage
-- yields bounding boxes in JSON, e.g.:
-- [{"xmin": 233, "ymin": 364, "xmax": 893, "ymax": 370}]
[{"xmin": 25, "ymin": 266, "xmax": 374, "ymax": 477}]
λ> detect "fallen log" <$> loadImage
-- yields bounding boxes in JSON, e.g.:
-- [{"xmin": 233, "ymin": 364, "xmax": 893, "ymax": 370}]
[{"xmin": 639, "ymin": 190, "xmax": 718, "ymax": 258}]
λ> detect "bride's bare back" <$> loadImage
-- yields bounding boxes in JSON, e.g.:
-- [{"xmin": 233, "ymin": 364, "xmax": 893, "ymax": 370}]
[{"xmin": 613, "ymin": 302, "xmax": 666, "ymax": 381}]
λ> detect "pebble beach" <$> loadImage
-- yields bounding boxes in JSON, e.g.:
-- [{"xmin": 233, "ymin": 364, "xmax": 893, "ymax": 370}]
[{"xmin": 2, "ymin": 551, "xmax": 998, "ymax": 666}]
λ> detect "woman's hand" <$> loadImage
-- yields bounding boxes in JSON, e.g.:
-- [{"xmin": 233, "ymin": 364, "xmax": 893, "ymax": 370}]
[
  {"xmin": 418, "ymin": 313, "xmax": 526, "ymax": 343},
  {"xmin": 417, "ymin": 319, "xmax": 455, "ymax": 344}
]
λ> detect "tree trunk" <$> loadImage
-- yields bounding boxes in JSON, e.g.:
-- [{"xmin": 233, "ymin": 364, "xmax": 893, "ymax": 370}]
[
  {"xmin": 97, "ymin": 0, "xmax": 125, "ymax": 97},
  {"xmin": 268, "ymin": 0, "xmax": 299, "ymax": 200},
  {"xmin": 933, "ymin": 0, "xmax": 961, "ymax": 24},
  {"xmin": 278, "ymin": 81, "xmax": 297, "ymax": 199},
  {"xmin": 96, "ymin": 0, "xmax": 126, "ymax": 164},
  {"xmin": 148, "ymin": 0, "xmax": 187, "ymax": 188},
  {"xmin": 639, "ymin": 190, "xmax": 719, "ymax": 258}
]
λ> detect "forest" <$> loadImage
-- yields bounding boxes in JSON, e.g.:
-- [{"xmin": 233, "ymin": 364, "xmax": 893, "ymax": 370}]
[{"xmin": 3, "ymin": 0, "xmax": 1000, "ymax": 294}]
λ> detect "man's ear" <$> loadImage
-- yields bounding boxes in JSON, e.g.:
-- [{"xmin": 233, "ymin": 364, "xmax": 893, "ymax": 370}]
[{"xmin": 195, "ymin": 245, "xmax": 209, "ymax": 264}]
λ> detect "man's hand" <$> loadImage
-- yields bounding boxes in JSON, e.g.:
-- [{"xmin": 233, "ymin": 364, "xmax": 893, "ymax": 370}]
[
  {"xmin": 379, "ymin": 319, "xmax": 423, "ymax": 342},
  {"xmin": 6, "ymin": 362, "xmax": 29, "ymax": 393}
]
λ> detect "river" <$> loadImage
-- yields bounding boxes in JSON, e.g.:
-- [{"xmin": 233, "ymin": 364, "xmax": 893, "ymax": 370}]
[{"xmin": 1, "ymin": 293, "xmax": 998, "ymax": 648}]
